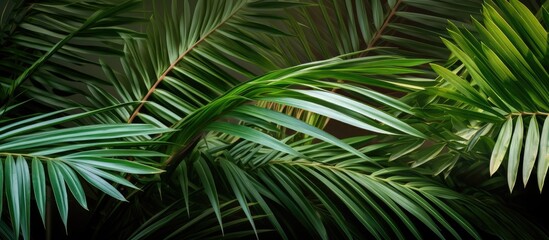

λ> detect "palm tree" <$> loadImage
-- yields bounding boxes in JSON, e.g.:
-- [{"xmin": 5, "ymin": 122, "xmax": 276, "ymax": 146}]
[{"xmin": 1, "ymin": 0, "xmax": 548, "ymax": 239}]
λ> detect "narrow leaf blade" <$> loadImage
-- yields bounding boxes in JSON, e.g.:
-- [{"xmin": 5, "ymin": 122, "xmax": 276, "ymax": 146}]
[
  {"xmin": 32, "ymin": 158, "xmax": 47, "ymax": 226},
  {"xmin": 537, "ymin": 116, "xmax": 549, "ymax": 192},
  {"xmin": 47, "ymin": 161, "xmax": 69, "ymax": 230},
  {"xmin": 508, "ymin": 115, "xmax": 523, "ymax": 192},
  {"xmin": 490, "ymin": 118, "xmax": 513, "ymax": 175},
  {"xmin": 523, "ymin": 116, "xmax": 539, "ymax": 186}
]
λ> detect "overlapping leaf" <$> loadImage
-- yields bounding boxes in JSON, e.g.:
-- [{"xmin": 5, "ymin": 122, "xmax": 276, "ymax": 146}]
[{"xmin": 156, "ymin": 55, "xmax": 430, "ymax": 174}]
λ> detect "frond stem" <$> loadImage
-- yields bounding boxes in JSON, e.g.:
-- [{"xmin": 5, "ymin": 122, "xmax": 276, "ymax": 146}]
[{"xmin": 508, "ymin": 111, "xmax": 549, "ymax": 117}]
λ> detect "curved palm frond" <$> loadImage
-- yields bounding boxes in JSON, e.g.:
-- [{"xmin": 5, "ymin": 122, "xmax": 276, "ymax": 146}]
[
  {"xmin": 256, "ymin": 0, "xmax": 484, "ymax": 130},
  {"xmin": 158, "ymin": 55, "xmax": 430, "ymax": 174}
]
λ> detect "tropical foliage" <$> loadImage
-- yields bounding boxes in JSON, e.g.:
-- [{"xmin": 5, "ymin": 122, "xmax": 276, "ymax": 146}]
[{"xmin": 1, "ymin": 0, "xmax": 548, "ymax": 239}]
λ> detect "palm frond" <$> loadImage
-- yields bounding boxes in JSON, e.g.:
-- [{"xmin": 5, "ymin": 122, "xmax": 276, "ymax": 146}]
[
  {"xmin": 0, "ymin": 106, "xmax": 170, "ymax": 238},
  {"xmin": 127, "ymin": 199, "xmax": 271, "ymax": 240},
  {"xmin": 257, "ymin": 0, "xmax": 483, "ymax": 129},
  {"xmin": 159, "ymin": 135, "xmax": 547, "ymax": 239},
  {"xmin": 425, "ymin": 0, "xmax": 549, "ymax": 192},
  {"xmin": 0, "ymin": 0, "xmax": 143, "ymax": 110},
  {"xmin": 92, "ymin": 0, "xmax": 299, "ymax": 126},
  {"xmin": 272, "ymin": 0, "xmax": 482, "ymax": 64},
  {"xmin": 3, "ymin": 0, "xmax": 549, "ymax": 239},
  {"xmin": 158, "ymin": 55, "xmax": 430, "ymax": 174}
]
